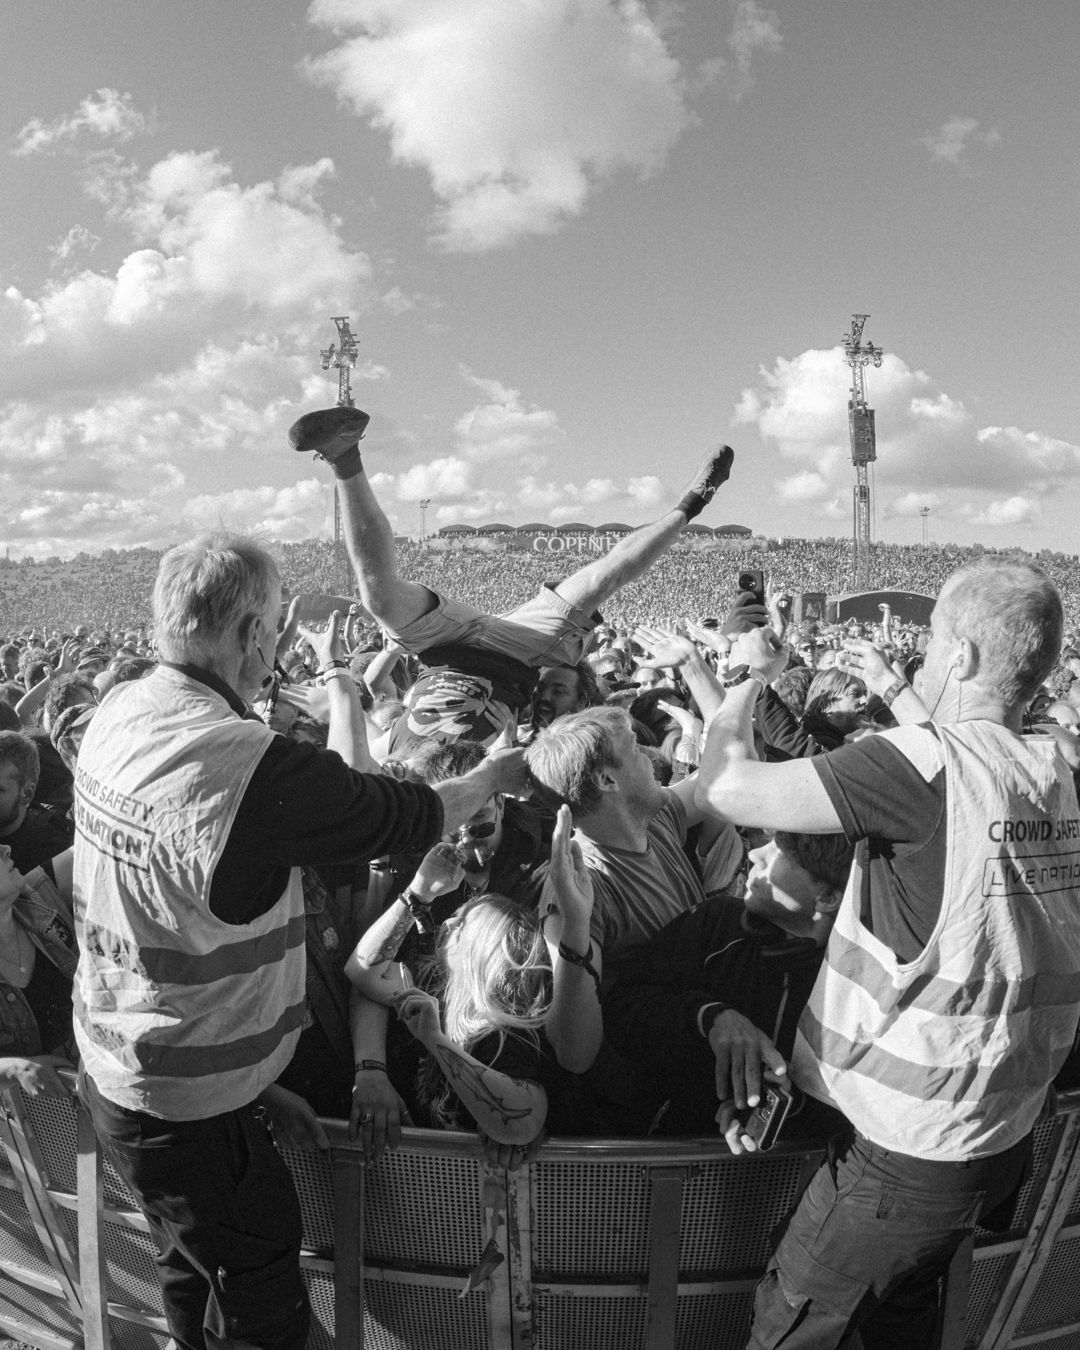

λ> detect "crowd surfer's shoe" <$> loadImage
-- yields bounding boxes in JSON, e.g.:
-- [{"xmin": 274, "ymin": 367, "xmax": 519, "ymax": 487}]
[
  {"xmin": 684, "ymin": 445, "xmax": 734, "ymax": 504},
  {"xmin": 677, "ymin": 444, "xmax": 735, "ymax": 520},
  {"xmin": 288, "ymin": 406, "xmax": 370, "ymax": 463}
]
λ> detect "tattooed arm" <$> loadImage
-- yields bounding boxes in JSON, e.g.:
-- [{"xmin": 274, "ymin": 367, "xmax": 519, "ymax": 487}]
[
  {"xmin": 397, "ymin": 989, "xmax": 548, "ymax": 1145},
  {"xmin": 345, "ymin": 841, "xmax": 464, "ymax": 1002}
]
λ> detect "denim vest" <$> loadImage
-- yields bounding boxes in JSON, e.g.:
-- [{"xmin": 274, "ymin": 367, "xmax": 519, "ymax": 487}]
[{"xmin": 0, "ymin": 868, "xmax": 77, "ymax": 1057}]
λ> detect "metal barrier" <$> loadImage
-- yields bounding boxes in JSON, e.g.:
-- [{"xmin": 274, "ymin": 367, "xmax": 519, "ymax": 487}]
[{"xmin": 1, "ymin": 1080, "xmax": 1079, "ymax": 1350}]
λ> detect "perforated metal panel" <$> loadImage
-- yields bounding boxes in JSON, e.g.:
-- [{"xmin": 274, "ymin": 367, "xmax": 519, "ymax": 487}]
[
  {"xmin": 282, "ymin": 1145, "xmax": 338, "ymax": 1253},
  {"xmin": 678, "ymin": 1154, "xmax": 810, "ymax": 1273},
  {"xmin": 1016, "ymin": 1232, "xmax": 1080, "ymax": 1333},
  {"xmin": 362, "ymin": 1278, "xmax": 490, "ymax": 1350},
  {"xmin": 531, "ymin": 1160, "xmax": 651, "ymax": 1275},
  {"xmin": 975, "ymin": 1111, "xmax": 1056, "ymax": 1238},
  {"xmin": 363, "ymin": 1148, "xmax": 485, "ymax": 1267},
  {"xmin": 106, "ymin": 1315, "xmax": 171, "ymax": 1350},
  {"xmin": 0, "ymin": 1184, "xmax": 57, "ymax": 1279},
  {"xmin": 19, "ymin": 1090, "xmax": 80, "ymax": 1195},
  {"xmin": 0, "ymin": 1276, "xmax": 82, "ymax": 1341},
  {"xmin": 302, "ymin": 1267, "xmax": 337, "ymax": 1350},
  {"xmin": 962, "ymin": 1250, "xmax": 1015, "ymax": 1348},
  {"xmin": 61, "ymin": 1208, "xmax": 165, "ymax": 1313}
]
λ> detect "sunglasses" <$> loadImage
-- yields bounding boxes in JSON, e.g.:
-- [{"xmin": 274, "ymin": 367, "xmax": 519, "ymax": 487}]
[{"xmin": 457, "ymin": 820, "xmax": 497, "ymax": 841}]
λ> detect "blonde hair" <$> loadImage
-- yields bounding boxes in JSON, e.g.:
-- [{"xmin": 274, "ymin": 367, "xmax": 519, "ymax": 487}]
[{"xmin": 438, "ymin": 895, "xmax": 551, "ymax": 1053}]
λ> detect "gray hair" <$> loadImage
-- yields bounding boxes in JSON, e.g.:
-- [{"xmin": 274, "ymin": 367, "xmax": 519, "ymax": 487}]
[
  {"xmin": 524, "ymin": 706, "xmax": 630, "ymax": 818},
  {"xmin": 153, "ymin": 533, "xmax": 281, "ymax": 664},
  {"xmin": 935, "ymin": 557, "xmax": 1062, "ymax": 708}
]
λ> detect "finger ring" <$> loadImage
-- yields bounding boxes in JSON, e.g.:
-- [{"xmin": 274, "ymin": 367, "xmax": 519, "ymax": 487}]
[{"xmin": 359, "ymin": 1112, "xmax": 374, "ymax": 1124}]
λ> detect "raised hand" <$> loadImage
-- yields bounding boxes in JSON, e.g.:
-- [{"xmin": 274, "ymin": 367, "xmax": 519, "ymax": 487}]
[
  {"xmin": 411, "ymin": 841, "xmax": 466, "ymax": 901},
  {"xmin": 632, "ymin": 625, "xmax": 698, "ymax": 670},
  {"xmin": 297, "ymin": 607, "xmax": 346, "ymax": 672},
  {"xmin": 729, "ymin": 627, "xmax": 788, "ymax": 683},
  {"xmin": 541, "ymin": 804, "xmax": 594, "ymax": 935}
]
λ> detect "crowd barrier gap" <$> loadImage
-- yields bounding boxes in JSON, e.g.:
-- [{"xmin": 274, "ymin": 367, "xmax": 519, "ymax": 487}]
[{"xmin": 1, "ymin": 1075, "xmax": 1079, "ymax": 1350}]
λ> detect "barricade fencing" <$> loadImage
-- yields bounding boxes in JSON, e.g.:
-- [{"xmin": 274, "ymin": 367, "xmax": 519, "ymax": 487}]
[{"xmin": 1, "ymin": 1076, "xmax": 1079, "ymax": 1349}]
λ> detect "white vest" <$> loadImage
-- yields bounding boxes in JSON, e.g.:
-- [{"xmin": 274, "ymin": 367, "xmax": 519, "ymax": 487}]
[
  {"xmin": 793, "ymin": 721, "xmax": 1080, "ymax": 1160},
  {"xmin": 73, "ymin": 667, "xmax": 305, "ymax": 1119}
]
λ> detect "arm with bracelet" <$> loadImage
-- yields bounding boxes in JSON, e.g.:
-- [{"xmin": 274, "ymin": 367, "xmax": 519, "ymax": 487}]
[
  {"xmin": 348, "ymin": 990, "xmax": 412, "ymax": 1156},
  {"xmin": 344, "ymin": 842, "xmax": 464, "ymax": 1001},
  {"xmin": 843, "ymin": 637, "xmax": 930, "ymax": 725},
  {"xmin": 540, "ymin": 805, "xmax": 603, "ymax": 1073}
]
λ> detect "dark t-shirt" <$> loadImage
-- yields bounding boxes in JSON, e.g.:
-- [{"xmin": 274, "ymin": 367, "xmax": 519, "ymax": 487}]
[
  {"xmin": 812, "ymin": 726, "xmax": 946, "ymax": 963},
  {"xmin": 403, "ymin": 1026, "xmax": 580, "ymax": 1136}
]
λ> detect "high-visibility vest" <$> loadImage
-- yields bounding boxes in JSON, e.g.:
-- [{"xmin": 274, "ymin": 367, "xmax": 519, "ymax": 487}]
[
  {"xmin": 793, "ymin": 721, "xmax": 1080, "ymax": 1160},
  {"xmin": 72, "ymin": 666, "xmax": 305, "ymax": 1120}
]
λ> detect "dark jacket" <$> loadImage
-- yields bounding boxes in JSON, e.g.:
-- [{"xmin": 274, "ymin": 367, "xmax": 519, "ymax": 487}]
[{"xmin": 602, "ymin": 895, "xmax": 839, "ymax": 1138}]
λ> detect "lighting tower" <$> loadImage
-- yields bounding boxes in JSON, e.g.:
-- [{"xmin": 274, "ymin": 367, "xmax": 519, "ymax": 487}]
[
  {"xmin": 320, "ymin": 316, "xmax": 360, "ymax": 592},
  {"xmin": 842, "ymin": 315, "xmax": 883, "ymax": 591},
  {"xmin": 920, "ymin": 505, "xmax": 930, "ymax": 547}
]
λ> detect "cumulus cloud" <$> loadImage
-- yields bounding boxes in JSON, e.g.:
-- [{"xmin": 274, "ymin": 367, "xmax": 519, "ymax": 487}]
[
  {"xmin": 180, "ymin": 479, "xmax": 334, "ymax": 540},
  {"xmin": 965, "ymin": 495, "xmax": 1039, "ymax": 528},
  {"xmin": 13, "ymin": 89, "xmax": 150, "ymax": 156},
  {"xmin": 49, "ymin": 225, "xmax": 101, "ymax": 267},
  {"xmin": 2, "ymin": 150, "xmax": 371, "ymax": 402},
  {"xmin": 919, "ymin": 116, "xmax": 1000, "ymax": 169},
  {"xmin": 697, "ymin": 0, "xmax": 782, "ymax": 100},
  {"xmin": 369, "ymin": 457, "xmax": 668, "ymax": 530},
  {"xmin": 735, "ymin": 347, "xmax": 1080, "ymax": 530},
  {"xmin": 304, "ymin": 0, "xmax": 691, "ymax": 250},
  {"xmin": 453, "ymin": 373, "xmax": 562, "ymax": 461}
]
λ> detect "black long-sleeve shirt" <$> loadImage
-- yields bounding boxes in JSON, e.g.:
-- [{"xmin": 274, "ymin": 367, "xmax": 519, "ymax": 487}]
[{"xmin": 161, "ymin": 664, "xmax": 444, "ymax": 924}]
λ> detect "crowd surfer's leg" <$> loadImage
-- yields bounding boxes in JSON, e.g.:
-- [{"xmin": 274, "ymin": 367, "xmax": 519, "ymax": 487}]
[
  {"xmin": 289, "ymin": 407, "xmax": 436, "ymax": 630},
  {"xmin": 555, "ymin": 445, "xmax": 734, "ymax": 616}
]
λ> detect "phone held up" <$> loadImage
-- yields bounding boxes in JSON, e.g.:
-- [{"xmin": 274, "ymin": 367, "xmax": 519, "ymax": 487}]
[
  {"xmin": 736, "ymin": 1081, "xmax": 794, "ymax": 1151},
  {"xmin": 738, "ymin": 569, "xmax": 766, "ymax": 611}
]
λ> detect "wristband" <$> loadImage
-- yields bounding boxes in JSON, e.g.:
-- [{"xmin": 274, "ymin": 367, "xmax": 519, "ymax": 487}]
[
  {"xmin": 355, "ymin": 1059, "xmax": 388, "ymax": 1075},
  {"xmin": 315, "ymin": 659, "xmax": 348, "ymax": 676},
  {"xmin": 557, "ymin": 939, "xmax": 601, "ymax": 987},
  {"xmin": 401, "ymin": 888, "xmax": 437, "ymax": 934},
  {"xmin": 880, "ymin": 676, "xmax": 908, "ymax": 708},
  {"xmin": 697, "ymin": 1002, "xmax": 731, "ymax": 1038},
  {"xmin": 722, "ymin": 665, "xmax": 768, "ymax": 691}
]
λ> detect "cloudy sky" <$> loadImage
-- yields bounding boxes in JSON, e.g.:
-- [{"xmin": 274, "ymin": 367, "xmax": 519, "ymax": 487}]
[{"xmin": 3, "ymin": 0, "xmax": 1078, "ymax": 557}]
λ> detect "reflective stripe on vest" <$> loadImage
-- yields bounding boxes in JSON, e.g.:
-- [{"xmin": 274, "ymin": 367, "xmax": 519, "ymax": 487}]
[
  {"xmin": 73, "ymin": 666, "xmax": 304, "ymax": 1120},
  {"xmin": 792, "ymin": 721, "xmax": 1080, "ymax": 1160}
]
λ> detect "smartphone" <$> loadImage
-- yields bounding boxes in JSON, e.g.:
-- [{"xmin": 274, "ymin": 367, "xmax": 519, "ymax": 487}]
[
  {"xmin": 291, "ymin": 592, "xmax": 357, "ymax": 625},
  {"xmin": 742, "ymin": 1081, "xmax": 793, "ymax": 1151},
  {"xmin": 738, "ymin": 570, "xmax": 766, "ymax": 608}
]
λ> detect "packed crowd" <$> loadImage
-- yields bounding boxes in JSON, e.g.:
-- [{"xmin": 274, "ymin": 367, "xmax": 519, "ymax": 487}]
[
  {"xmin": 2, "ymin": 412, "xmax": 1079, "ymax": 1350},
  {"xmin": 5, "ymin": 531, "xmax": 1080, "ymax": 634}
]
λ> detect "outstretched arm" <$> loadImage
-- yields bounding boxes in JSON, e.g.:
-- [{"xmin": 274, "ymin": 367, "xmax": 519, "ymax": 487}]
[
  {"xmin": 541, "ymin": 805, "xmax": 602, "ymax": 1072},
  {"xmin": 696, "ymin": 629, "xmax": 842, "ymax": 833}
]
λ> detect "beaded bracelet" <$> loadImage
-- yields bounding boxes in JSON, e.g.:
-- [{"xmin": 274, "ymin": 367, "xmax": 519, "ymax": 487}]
[{"xmin": 557, "ymin": 939, "xmax": 601, "ymax": 987}]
